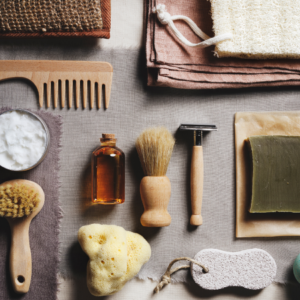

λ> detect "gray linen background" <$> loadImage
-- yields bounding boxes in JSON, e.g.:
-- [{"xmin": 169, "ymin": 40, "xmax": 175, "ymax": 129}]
[{"xmin": 0, "ymin": 41, "xmax": 300, "ymax": 286}]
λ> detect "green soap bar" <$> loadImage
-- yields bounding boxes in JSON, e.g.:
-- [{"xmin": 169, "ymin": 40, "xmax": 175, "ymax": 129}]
[{"xmin": 247, "ymin": 135, "xmax": 300, "ymax": 213}]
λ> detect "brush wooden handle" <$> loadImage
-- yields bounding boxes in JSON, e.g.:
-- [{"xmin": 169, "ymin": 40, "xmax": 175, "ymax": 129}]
[
  {"xmin": 140, "ymin": 176, "xmax": 172, "ymax": 227},
  {"xmin": 190, "ymin": 146, "xmax": 203, "ymax": 226},
  {"xmin": 9, "ymin": 219, "xmax": 32, "ymax": 293}
]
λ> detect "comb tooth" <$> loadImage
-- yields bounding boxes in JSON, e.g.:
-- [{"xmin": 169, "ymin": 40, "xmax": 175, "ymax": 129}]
[
  {"xmin": 38, "ymin": 84, "xmax": 43, "ymax": 108},
  {"xmin": 82, "ymin": 80, "xmax": 87, "ymax": 109},
  {"xmin": 61, "ymin": 80, "xmax": 65, "ymax": 108},
  {"xmin": 97, "ymin": 83, "xmax": 102, "ymax": 109},
  {"xmin": 53, "ymin": 81, "xmax": 58, "ymax": 108},
  {"xmin": 90, "ymin": 82, "xmax": 95, "ymax": 109},
  {"xmin": 104, "ymin": 76, "xmax": 113, "ymax": 109},
  {"xmin": 47, "ymin": 83, "xmax": 51, "ymax": 108},
  {"xmin": 68, "ymin": 80, "xmax": 73, "ymax": 108},
  {"xmin": 76, "ymin": 81, "xmax": 80, "ymax": 109}
]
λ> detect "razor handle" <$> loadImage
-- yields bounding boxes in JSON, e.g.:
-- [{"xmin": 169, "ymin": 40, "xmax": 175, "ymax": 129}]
[{"xmin": 190, "ymin": 145, "xmax": 203, "ymax": 226}]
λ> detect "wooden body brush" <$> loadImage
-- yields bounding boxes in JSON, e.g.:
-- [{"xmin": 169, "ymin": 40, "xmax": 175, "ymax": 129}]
[
  {"xmin": 0, "ymin": 179, "xmax": 45, "ymax": 293},
  {"xmin": 136, "ymin": 127, "xmax": 175, "ymax": 227}
]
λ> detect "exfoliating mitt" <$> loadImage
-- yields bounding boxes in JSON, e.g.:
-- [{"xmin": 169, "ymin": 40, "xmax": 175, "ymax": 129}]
[
  {"xmin": 0, "ymin": 0, "xmax": 111, "ymax": 38},
  {"xmin": 210, "ymin": 0, "xmax": 300, "ymax": 59}
]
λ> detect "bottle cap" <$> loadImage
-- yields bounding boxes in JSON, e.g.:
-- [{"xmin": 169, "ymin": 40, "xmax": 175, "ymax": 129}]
[{"xmin": 102, "ymin": 134, "xmax": 115, "ymax": 139}]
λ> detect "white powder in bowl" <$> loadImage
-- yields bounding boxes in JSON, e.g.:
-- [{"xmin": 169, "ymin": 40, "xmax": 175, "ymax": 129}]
[{"xmin": 0, "ymin": 111, "xmax": 47, "ymax": 170}]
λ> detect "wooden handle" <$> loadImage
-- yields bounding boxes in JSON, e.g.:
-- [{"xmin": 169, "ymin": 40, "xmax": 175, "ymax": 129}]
[
  {"xmin": 190, "ymin": 146, "xmax": 203, "ymax": 226},
  {"xmin": 140, "ymin": 176, "xmax": 172, "ymax": 227},
  {"xmin": 9, "ymin": 220, "xmax": 32, "ymax": 293}
]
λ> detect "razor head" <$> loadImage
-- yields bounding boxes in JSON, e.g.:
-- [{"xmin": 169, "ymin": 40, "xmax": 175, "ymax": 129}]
[{"xmin": 180, "ymin": 124, "xmax": 217, "ymax": 132}]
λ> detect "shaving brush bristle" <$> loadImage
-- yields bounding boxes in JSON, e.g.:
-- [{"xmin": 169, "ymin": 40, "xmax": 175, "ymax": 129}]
[
  {"xmin": 0, "ymin": 184, "xmax": 41, "ymax": 218},
  {"xmin": 136, "ymin": 127, "xmax": 175, "ymax": 176}
]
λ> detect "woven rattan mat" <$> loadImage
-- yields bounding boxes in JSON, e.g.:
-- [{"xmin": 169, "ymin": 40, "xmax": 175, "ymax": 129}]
[{"xmin": 0, "ymin": 0, "xmax": 110, "ymax": 38}]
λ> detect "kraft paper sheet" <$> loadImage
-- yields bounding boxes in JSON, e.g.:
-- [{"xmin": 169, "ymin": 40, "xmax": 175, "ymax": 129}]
[{"xmin": 235, "ymin": 112, "xmax": 300, "ymax": 237}]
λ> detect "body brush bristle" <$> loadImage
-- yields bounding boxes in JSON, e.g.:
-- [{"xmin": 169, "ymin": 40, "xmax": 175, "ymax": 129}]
[
  {"xmin": 0, "ymin": 183, "xmax": 40, "ymax": 218},
  {"xmin": 136, "ymin": 127, "xmax": 175, "ymax": 176}
]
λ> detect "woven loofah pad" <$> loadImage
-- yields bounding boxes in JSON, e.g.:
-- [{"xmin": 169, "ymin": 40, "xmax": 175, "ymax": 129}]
[
  {"xmin": 210, "ymin": 0, "xmax": 300, "ymax": 59},
  {"xmin": 0, "ymin": 0, "xmax": 110, "ymax": 38}
]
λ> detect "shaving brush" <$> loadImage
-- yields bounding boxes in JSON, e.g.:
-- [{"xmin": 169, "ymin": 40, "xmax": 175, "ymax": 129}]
[{"xmin": 136, "ymin": 127, "xmax": 175, "ymax": 227}]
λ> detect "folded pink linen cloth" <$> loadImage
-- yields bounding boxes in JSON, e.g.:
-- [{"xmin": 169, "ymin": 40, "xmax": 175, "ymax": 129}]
[{"xmin": 146, "ymin": 0, "xmax": 300, "ymax": 89}]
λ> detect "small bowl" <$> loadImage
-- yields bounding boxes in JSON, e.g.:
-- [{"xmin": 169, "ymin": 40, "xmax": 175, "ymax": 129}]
[{"xmin": 0, "ymin": 109, "xmax": 50, "ymax": 172}]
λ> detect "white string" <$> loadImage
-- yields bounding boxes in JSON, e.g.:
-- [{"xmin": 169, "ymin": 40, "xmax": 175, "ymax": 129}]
[{"xmin": 152, "ymin": 4, "xmax": 232, "ymax": 48}]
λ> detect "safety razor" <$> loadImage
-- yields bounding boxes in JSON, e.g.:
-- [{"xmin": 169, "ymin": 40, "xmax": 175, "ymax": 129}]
[{"xmin": 180, "ymin": 124, "xmax": 217, "ymax": 226}]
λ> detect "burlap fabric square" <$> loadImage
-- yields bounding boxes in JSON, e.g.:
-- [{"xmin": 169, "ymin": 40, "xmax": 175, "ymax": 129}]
[{"xmin": 0, "ymin": 0, "xmax": 111, "ymax": 38}]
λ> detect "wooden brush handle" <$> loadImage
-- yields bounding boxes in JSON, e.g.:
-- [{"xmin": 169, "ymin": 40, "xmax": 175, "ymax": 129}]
[
  {"xmin": 190, "ymin": 146, "xmax": 203, "ymax": 226},
  {"xmin": 140, "ymin": 176, "xmax": 172, "ymax": 227},
  {"xmin": 9, "ymin": 220, "xmax": 32, "ymax": 293}
]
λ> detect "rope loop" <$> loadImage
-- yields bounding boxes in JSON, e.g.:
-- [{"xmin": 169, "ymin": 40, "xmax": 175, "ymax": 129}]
[
  {"xmin": 154, "ymin": 257, "xmax": 209, "ymax": 294},
  {"xmin": 152, "ymin": 4, "xmax": 232, "ymax": 48}
]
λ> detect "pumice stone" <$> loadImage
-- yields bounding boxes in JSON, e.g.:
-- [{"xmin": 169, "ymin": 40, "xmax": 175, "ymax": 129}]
[{"xmin": 191, "ymin": 249, "xmax": 276, "ymax": 290}]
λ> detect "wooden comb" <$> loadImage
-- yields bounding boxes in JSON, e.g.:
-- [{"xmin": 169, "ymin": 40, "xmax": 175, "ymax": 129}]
[{"xmin": 0, "ymin": 60, "xmax": 113, "ymax": 109}]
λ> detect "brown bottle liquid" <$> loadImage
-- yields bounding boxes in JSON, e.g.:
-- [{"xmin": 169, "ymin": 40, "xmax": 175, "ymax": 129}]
[{"xmin": 91, "ymin": 134, "xmax": 125, "ymax": 204}]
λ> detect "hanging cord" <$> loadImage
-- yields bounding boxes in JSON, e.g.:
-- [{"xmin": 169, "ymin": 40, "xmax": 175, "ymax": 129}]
[
  {"xmin": 152, "ymin": 4, "xmax": 232, "ymax": 48},
  {"xmin": 154, "ymin": 257, "xmax": 209, "ymax": 293}
]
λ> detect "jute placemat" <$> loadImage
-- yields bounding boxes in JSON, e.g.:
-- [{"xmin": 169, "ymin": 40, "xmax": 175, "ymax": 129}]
[
  {"xmin": 0, "ymin": 0, "xmax": 111, "ymax": 38},
  {"xmin": 0, "ymin": 109, "xmax": 62, "ymax": 300}
]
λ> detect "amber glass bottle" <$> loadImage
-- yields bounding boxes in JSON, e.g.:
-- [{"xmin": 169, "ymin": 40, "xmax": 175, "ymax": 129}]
[{"xmin": 91, "ymin": 134, "xmax": 125, "ymax": 204}]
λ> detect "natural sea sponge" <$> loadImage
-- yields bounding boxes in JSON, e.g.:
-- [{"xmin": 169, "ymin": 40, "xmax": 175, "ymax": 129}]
[{"xmin": 78, "ymin": 224, "xmax": 151, "ymax": 296}]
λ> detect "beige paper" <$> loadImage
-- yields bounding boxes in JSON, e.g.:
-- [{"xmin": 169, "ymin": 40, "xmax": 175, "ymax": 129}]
[{"xmin": 235, "ymin": 112, "xmax": 300, "ymax": 237}]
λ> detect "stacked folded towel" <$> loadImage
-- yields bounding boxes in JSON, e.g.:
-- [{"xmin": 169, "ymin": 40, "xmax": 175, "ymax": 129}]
[{"xmin": 146, "ymin": 0, "xmax": 300, "ymax": 89}]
